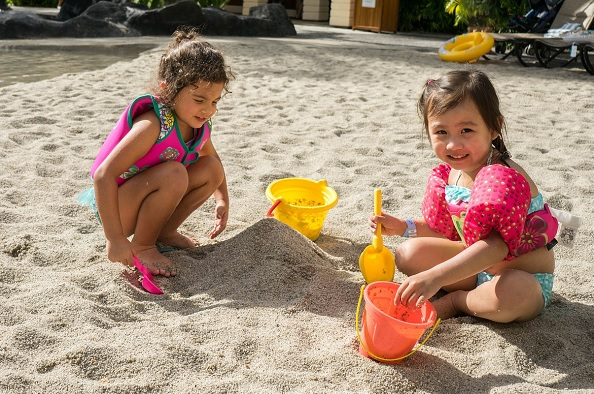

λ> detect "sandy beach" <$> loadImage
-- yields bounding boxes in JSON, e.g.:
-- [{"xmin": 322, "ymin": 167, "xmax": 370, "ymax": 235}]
[{"xmin": 0, "ymin": 23, "xmax": 593, "ymax": 393}]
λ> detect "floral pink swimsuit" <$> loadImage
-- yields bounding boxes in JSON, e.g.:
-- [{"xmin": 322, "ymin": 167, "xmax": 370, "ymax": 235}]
[{"xmin": 91, "ymin": 94, "xmax": 211, "ymax": 185}]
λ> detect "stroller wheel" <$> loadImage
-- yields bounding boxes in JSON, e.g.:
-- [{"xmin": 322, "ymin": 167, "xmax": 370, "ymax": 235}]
[
  {"xmin": 582, "ymin": 44, "xmax": 594, "ymax": 75},
  {"xmin": 538, "ymin": 48, "xmax": 551, "ymax": 59},
  {"xmin": 525, "ymin": 45, "xmax": 535, "ymax": 56}
]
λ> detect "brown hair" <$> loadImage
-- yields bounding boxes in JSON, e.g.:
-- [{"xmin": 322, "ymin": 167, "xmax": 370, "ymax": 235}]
[
  {"xmin": 153, "ymin": 27, "xmax": 234, "ymax": 109},
  {"xmin": 418, "ymin": 70, "xmax": 510, "ymax": 160}
]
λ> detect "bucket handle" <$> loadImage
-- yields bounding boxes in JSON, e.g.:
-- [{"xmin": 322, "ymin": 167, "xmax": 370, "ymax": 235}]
[
  {"xmin": 355, "ymin": 284, "xmax": 441, "ymax": 363},
  {"xmin": 266, "ymin": 198, "xmax": 282, "ymax": 218}
]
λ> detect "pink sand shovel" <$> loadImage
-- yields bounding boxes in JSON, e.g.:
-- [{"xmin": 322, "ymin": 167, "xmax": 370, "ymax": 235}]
[{"xmin": 134, "ymin": 257, "xmax": 164, "ymax": 295}]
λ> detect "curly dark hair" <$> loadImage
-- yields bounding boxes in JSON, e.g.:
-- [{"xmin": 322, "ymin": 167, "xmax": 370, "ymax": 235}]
[{"xmin": 153, "ymin": 27, "xmax": 234, "ymax": 109}]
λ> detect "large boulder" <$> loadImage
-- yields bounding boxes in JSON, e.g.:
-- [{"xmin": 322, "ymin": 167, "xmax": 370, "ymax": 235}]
[
  {"xmin": 57, "ymin": 0, "xmax": 145, "ymax": 22},
  {"xmin": 0, "ymin": 0, "xmax": 296, "ymax": 39},
  {"xmin": 0, "ymin": 2, "xmax": 139, "ymax": 38},
  {"xmin": 248, "ymin": 3, "xmax": 296, "ymax": 36},
  {"xmin": 63, "ymin": 4, "xmax": 140, "ymax": 38},
  {"xmin": 0, "ymin": 11, "xmax": 62, "ymax": 38},
  {"xmin": 201, "ymin": 4, "xmax": 296, "ymax": 37},
  {"xmin": 57, "ymin": 0, "xmax": 94, "ymax": 22},
  {"xmin": 126, "ymin": 1, "xmax": 206, "ymax": 36}
]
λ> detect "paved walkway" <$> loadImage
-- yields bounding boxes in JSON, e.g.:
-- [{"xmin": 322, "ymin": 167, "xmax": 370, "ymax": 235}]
[{"xmin": 292, "ymin": 20, "xmax": 449, "ymax": 51}]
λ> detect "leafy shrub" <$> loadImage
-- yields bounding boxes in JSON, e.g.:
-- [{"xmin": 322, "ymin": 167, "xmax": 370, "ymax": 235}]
[
  {"xmin": 398, "ymin": 0, "xmax": 528, "ymax": 33},
  {"xmin": 11, "ymin": 0, "xmax": 56, "ymax": 6},
  {"xmin": 398, "ymin": 0, "xmax": 464, "ymax": 34},
  {"xmin": 445, "ymin": 0, "xmax": 528, "ymax": 31}
]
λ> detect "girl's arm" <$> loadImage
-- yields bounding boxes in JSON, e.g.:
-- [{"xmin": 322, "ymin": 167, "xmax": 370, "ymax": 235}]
[
  {"xmin": 199, "ymin": 139, "xmax": 229, "ymax": 238},
  {"xmin": 93, "ymin": 112, "xmax": 161, "ymax": 265},
  {"xmin": 370, "ymin": 214, "xmax": 445, "ymax": 238},
  {"xmin": 396, "ymin": 230, "xmax": 509, "ymax": 307},
  {"xmin": 426, "ymin": 230, "xmax": 508, "ymax": 285}
]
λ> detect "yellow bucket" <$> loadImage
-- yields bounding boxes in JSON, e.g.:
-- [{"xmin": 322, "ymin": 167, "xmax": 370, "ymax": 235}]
[{"xmin": 266, "ymin": 178, "xmax": 338, "ymax": 241}]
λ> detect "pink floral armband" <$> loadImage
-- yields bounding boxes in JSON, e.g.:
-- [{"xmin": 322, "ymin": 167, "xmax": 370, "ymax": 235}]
[{"xmin": 463, "ymin": 165, "xmax": 531, "ymax": 260}]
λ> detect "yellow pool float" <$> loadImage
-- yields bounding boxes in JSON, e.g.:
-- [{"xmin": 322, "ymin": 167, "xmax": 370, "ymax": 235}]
[{"xmin": 438, "ymin": 32, "xmax": 495, "ymax": 63}]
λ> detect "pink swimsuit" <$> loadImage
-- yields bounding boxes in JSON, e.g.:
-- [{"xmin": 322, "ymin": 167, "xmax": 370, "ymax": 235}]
[
  {"xmin": 91, "ymin": 95, "xmax": 211, "ymax": 185},
  {"xmin": 422, "ymin": 163, "xmax": 558, "ymax": 260}
]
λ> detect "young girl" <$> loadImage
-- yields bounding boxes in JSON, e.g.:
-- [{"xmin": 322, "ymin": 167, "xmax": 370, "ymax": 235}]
[
  {"xmin": 370, "ymin": 70, "xmax": 558, "ymax": 323},
  {"xmin": 84, "ymin": 28, "xmax": 234, "ymax": 278}
]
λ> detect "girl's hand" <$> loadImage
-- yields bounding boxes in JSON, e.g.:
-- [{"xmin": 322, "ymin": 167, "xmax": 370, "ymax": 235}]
[
  {"xmin": 209, "ymin": 200, "xmax": 228, "ymax": 239},
  {"xmin": 106, "ymin": 237, "xmax": 134, "ymax": 267},
  {"xmin": 395, "ymin": 270, "xmax": 442, "ymax": 308},
  {"xmin": 369, "ymin": 212, "xmax": 406, "ymax": 236}
]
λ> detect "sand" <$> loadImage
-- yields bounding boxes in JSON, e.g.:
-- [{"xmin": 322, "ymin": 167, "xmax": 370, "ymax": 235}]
[{"xmin": 0, "ymin": 24, "xmax": 593, "ymax": 393}]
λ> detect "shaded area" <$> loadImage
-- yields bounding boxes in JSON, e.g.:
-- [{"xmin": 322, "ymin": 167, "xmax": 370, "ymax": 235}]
[{"xmin": 0, "ymin": 42, "xmax": 157, "ymax": 88}]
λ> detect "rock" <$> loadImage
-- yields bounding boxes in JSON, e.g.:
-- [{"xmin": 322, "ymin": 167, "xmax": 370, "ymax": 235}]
[
  {"xmin": 0, "ymin": 3, "xmax": 138, "ymax": 38},
  {"xmin": 0, "ymin": 0, "xmax": 296, "ymax": 39},
  {"xmin": 248, "ymin": 3, "xmax": 296, "ymax": 36},
  {"xmin": 81, "ymin": 1, "xmax": 129, "ymax": 24},
  {"xmin": 0, "ymin": 11, "xmax": 62, "ymax": 39},
  {"xmin": 127, "ymin": 1, "xmax": 206, "ymax": 36},
  {"xmin": 57, "ymin": 0, "xmax": 94, "ymax": 22},
  {"xmin": 64, "ymin": 9, "xmax": 140, "ymax": 38},
  {"xmin": 201, "ymin": 4, "xmax": 296, "ymax": 37}
]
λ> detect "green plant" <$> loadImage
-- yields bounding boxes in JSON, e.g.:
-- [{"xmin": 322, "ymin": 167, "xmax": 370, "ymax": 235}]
[
  {"xmin": 197, "ymin": 0, "xmax": 229, "ymax": 7},
  {"xmin": 445, "ymin": 0, "xmax": 528, "ymax": 30},
  {"xmin": 398, "ymin": 0, "xmax": 463, "ymax": 34},
  {"xmin": 11, "ymin": 0, "xmax": 55, "ymax": 7}
]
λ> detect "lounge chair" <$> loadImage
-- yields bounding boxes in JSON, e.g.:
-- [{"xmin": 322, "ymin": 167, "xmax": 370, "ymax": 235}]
[{"xmin": 490, "ymin": 0, "xmax": 594, "ymax": 71}]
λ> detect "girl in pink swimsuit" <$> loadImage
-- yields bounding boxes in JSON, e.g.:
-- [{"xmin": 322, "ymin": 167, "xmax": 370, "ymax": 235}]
[
  {"xmin": 369, "ymin": 70, "xmax": 558, "ymax": 323},
  {"xmin": 83, "ymin": 28, "xmax": 234, "ymax": 278}
]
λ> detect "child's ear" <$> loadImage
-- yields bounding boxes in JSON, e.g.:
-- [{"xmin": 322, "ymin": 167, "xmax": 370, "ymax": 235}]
[{"xmin": 159, "ymin": 80, "xmax": 167, "ymax": 91}]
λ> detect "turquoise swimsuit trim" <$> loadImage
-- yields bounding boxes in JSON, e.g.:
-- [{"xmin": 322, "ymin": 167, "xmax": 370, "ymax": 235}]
[
  {"xmin": 445, "ymin": 185, "xmax": 544, "ymax": 214},
  {"xmin": 77, "ymin": 187, "xmax": 101, "ymax": 224},
  {"xmin": 477, "ymin": 271, "xmax": 554, "ymax": 310}
]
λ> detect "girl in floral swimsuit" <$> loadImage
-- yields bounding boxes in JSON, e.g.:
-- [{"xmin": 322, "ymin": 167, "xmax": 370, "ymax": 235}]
[
  {"xmin": 84, "ymin": 28, "xmax": 234, "ymax": 278},
  {"xmin": 369, "ymin": 70, "xmax": 558, "ymax": 323}
]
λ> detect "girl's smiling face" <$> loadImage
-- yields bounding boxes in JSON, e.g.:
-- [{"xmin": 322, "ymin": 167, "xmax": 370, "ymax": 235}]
[
  {"xmin": 171, "ymin": 81, "xmax": 224, "ymax": 133},
  {"xmin": 428, "ymin": 98, "xmax": 498, "ymax": 178}
]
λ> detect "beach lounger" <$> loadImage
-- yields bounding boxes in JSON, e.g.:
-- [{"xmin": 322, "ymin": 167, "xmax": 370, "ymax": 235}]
[{"xmin": 490, "ymin": 0, "xmax": 594, "ymax": 71}]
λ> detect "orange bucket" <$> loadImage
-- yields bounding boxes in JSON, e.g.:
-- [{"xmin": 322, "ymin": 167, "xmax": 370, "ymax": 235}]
[{"xmin": 356, "ymin": 282, "xmax": 440, "ymax": 364}]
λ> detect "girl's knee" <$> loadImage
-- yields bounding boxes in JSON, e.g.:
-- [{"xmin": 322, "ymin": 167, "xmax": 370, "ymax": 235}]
[
  {"xmin": 491, "ymin": 271, "xmax": 544, "ymax": 321},
  {"xmin": 162, "ymin": 161, "xmax": 190, "ymax": 193},
  {"xmin": 394, "ymin": 240, "xmax": 420, "ymax": 275},
  {"xmin": 207, "ymin": 156, "xmax": 225, "ymax": 185},
  {"xmin": 189, "ymin": 155, "xmax": 224, "ymax": 187}
]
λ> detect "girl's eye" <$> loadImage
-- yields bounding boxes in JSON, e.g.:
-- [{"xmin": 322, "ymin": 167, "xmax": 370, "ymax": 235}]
[
  {"xmin": 433, "ymin": 129, "xmax": 446, "ymax": 135},
  {"xmin": 461, "ymin": 128, "xmax": 473, "ymax": 133}
]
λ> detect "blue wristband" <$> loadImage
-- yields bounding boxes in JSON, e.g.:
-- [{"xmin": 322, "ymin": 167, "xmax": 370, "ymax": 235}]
[{"xmin": 403, "ymin": 218, "xmax": 417, "ymax": 238}]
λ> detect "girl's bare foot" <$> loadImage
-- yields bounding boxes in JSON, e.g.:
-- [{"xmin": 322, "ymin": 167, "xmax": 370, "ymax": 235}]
[
  {"xmin": 157, "ymin": 231, "xmax": 199, "ymax": 250},
  {"xmin": 134, "ymin": 246, "xmax": 177, "ymax": 277}
]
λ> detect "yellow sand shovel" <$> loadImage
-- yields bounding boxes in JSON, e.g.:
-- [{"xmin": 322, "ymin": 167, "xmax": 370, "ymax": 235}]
[{"xmin": 358, "ymin": 189, "xmax": 395, "ymax": 284}]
